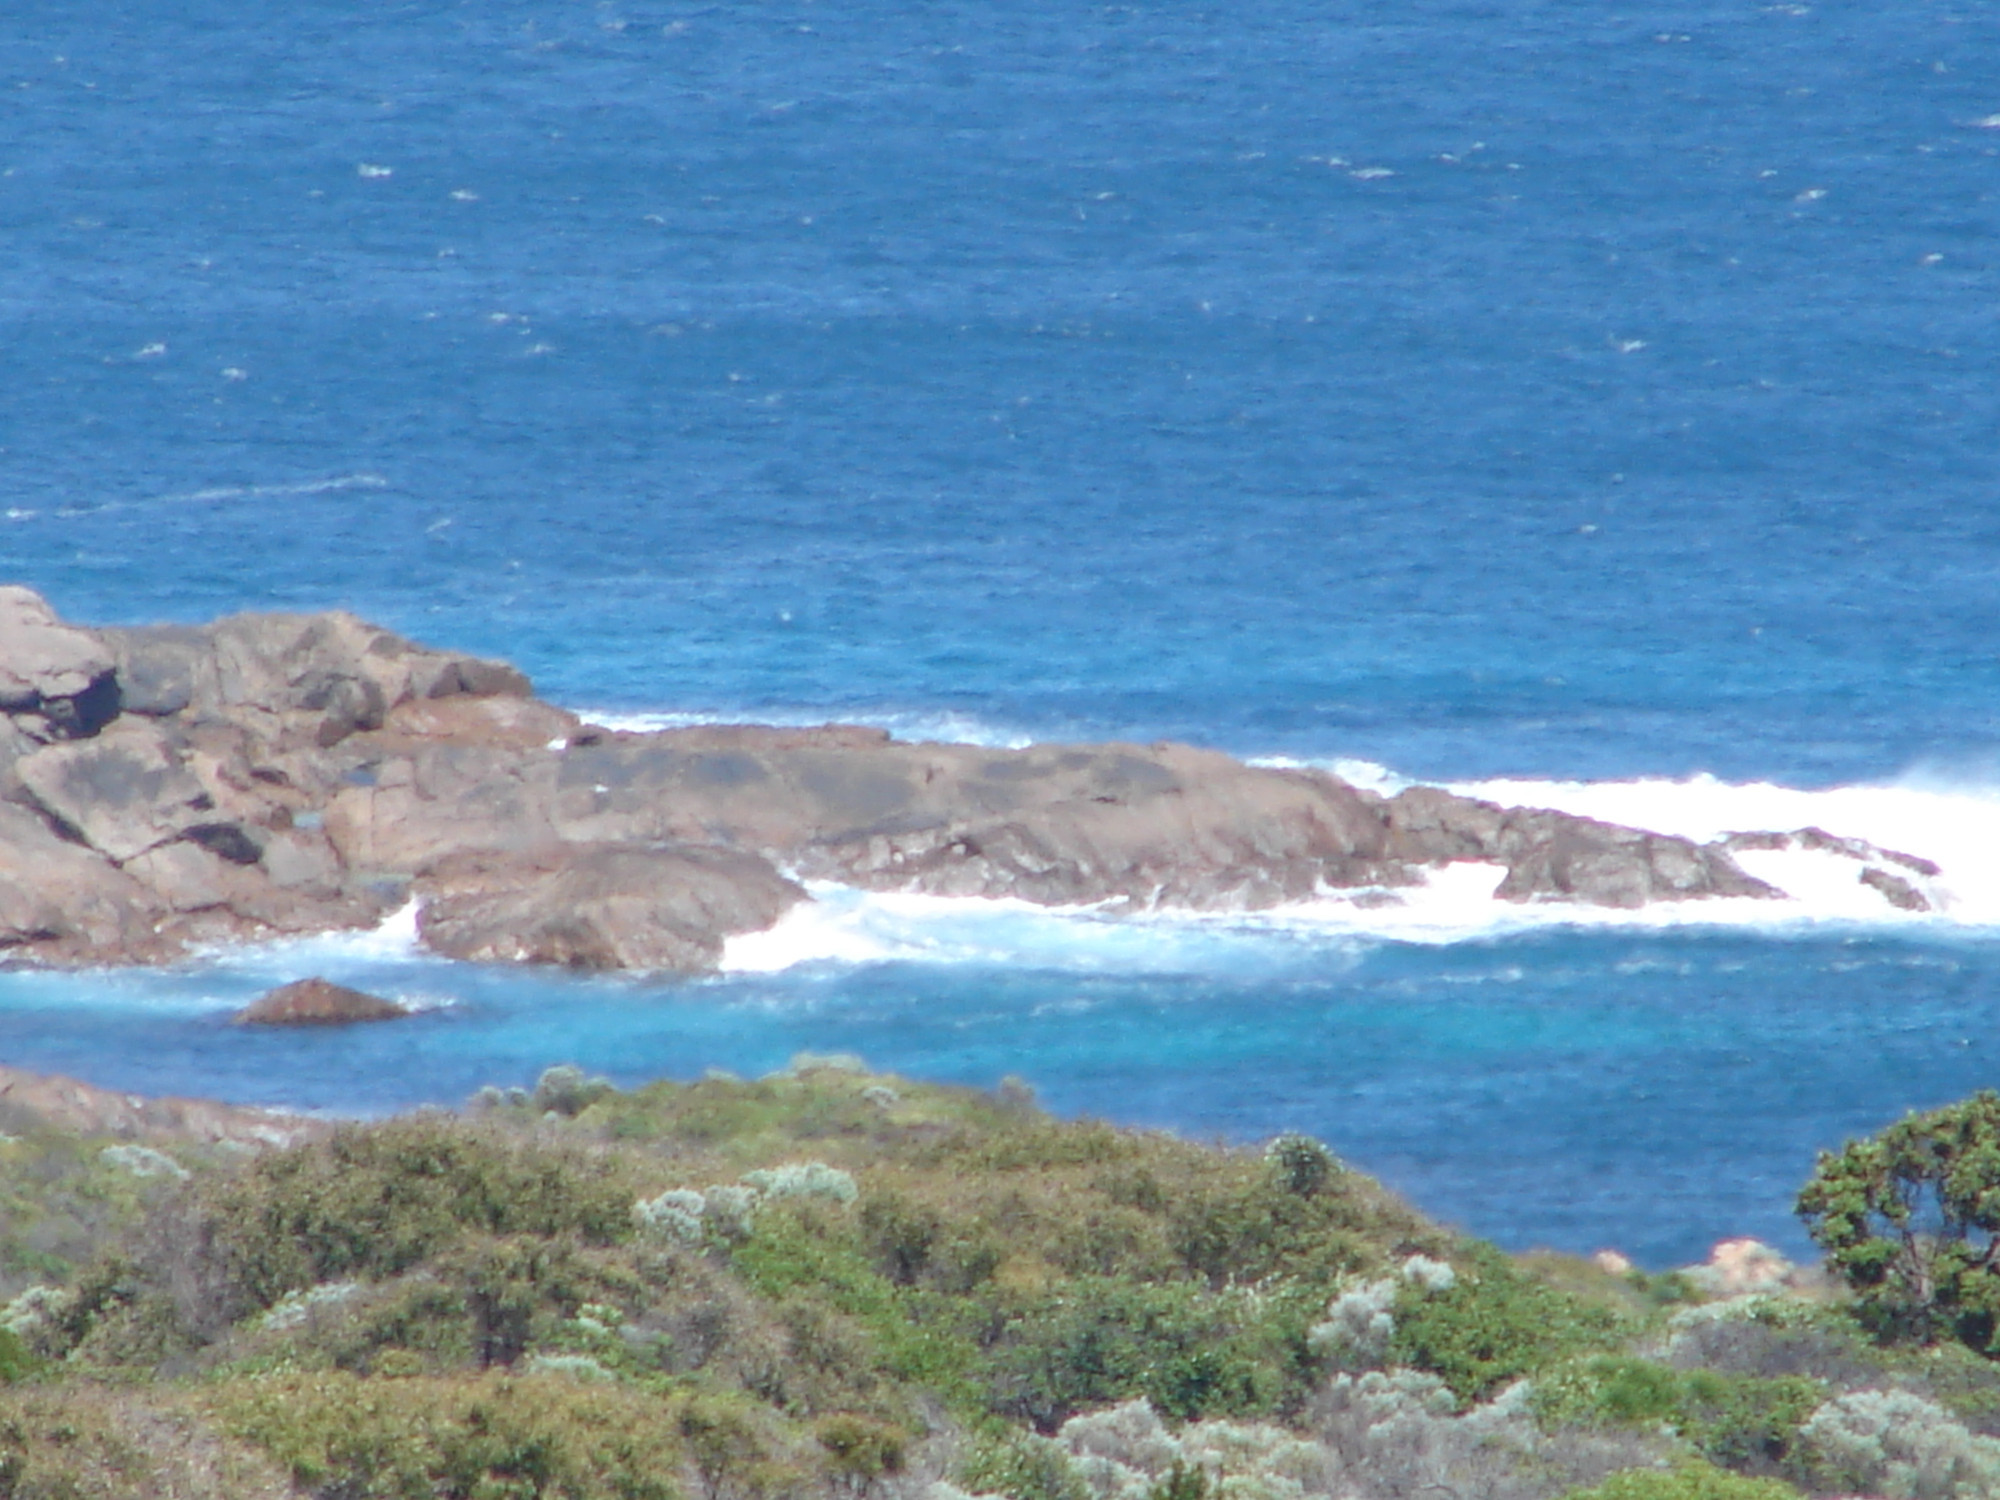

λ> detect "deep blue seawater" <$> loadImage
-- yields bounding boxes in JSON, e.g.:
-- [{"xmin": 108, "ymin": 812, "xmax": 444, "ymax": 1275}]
[{"xmin": 2, "ymin": 0, "xmax": 1999, "ymax": 1264}]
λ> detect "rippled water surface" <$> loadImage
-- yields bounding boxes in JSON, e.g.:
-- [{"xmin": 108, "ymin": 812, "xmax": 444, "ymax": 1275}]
[{"xmin": 3, "ymin": 0, "xmax": 1998, "ymax": 1264}]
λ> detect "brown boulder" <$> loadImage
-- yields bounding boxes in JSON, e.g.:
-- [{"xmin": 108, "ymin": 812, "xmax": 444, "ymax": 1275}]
[
  {"xmin": 234, "ymin": 977, "xmax": 410, "ymax": 1026},
  {"xmin": 415, "ymin": 842, "xmax": 807, "ymax": 972}
]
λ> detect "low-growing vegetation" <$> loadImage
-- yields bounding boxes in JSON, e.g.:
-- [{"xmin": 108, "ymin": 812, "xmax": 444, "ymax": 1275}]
[{"xmin": 4, "ymin": 1065, "xmax": 2000, "ymax": 1498}]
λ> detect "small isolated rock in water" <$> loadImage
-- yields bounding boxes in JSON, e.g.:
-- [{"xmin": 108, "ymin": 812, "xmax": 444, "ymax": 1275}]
[{"xmin": 234, "ymin": 977, "xmax": 410, "ymax": 1026}]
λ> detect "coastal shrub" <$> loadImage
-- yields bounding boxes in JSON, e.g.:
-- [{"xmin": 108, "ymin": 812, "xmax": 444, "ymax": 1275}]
[
  {"xmin": 1054, "ymin": 1399, "xmax": 1331, "ymax": 1500},
  {"xmin": 533, "ymin": 1064, "xmax": 617, "ymax": 1118},
  {"xmin": 961, "ymin": 1426, "xmax": 1091, "ymax": 1500},
  {"xmin": 673, "ymin": 1389, "xmax": 799, "ymax": 1500},
  {"xmin": 859, "ymin": 1190, "xmax": 1003, "ymax": 1292},
  {"xmin": 0, "ymin": 1287, "xmax": 72, "ymax": 1362},
  {"xmin": 0, "ymin": 1132, "xmax": 164, "ymax": 1291},
  {"xmin": 1555, "ymin": 1466, "xmax": 1804, "ymax": 1500},
  {"xmin": 1797, "ymin": 1090, "xmax": 2000, "ymax": 1352},
  {"xmin": 1529, "ymin": 1356, "xmax": 1823, "ymax": 1471},
  {"xmin": 296, "ymin": 1275, "xmax": 472, "ymax": 1374},
  {"xmin": 1307, "ymin": 1254, "xmax": 1462, "ymax": 1373},
  {"xmin": 0, "ymin": 1384, "xmax": 295, "ymax": 1500},
  {"xmin": 638, "ymin": 1189, "xmax": 711, "ymax": 1245},
  {"xmin": 743, "ymin": 1162, "xmax": 858, "ymax": 1205},
  {"xmin": 1165, "ymin": 1177, "xmax": 1375, "ymax": 1290},
  {"xmin": 813, "ymin": 1412, "xmax": 908, "ymax": 1493},
  {"xmin": 184, "ymin": 1116, "xmax": 635, "ymax": 1322},
  {"xmin": 0, "ymin": 1326, "xmax": 33, "ymax": 1383},
  {"xmin": 987, "ymin": 1278, "xmax": 1295, "ymax": 1430},
  {"xmin": 1388, "ymin": 1242, "xmax": 1626, "ymax": 1404},
  {"xmin": 1658, "ymin": 1298, "xmax": 1879, "ymax": 1386},
  {"xmin": 1794, "ymin": 1388, "xmax": 2000, "ymax": 1499},
  {"xmin": 259, "ymin": 1279, "xmax": 364, "ymax": 1332},
  {"xmin": 210, "ymin": 1368, "xmax": 690, "ymax": 1500},
  {"xmin": 1309, "ymin": 1368, "xmax": 1668, "ymax": 1500},
  {"xmin": 1263, "ymin": 1135, "xmax": 1339, "ymax": 1199}
]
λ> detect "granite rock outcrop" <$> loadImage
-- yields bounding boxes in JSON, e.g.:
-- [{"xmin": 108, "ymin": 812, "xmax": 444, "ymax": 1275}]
[
  {"xmin": 233, "ymin": 977, "xmax": 411, "ymax": 1027},
  {"xmin": 0, "ymin": 590, "xmax": 1931, "ymax": 974}
]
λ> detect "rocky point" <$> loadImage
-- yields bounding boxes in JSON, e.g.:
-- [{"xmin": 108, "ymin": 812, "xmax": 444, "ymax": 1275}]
[{"xmin": 0, "ymin": 589, "xmax": 1938, "ymax": 974}]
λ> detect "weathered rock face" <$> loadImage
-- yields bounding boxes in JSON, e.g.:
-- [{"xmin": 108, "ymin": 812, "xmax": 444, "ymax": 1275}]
[
  {"xmin": 0, "ymin": 586, "xmax": 118, "ymax": 736},
  {"xmin": 1386, "ymin": 787, "xmax": 1780, "ymax": 908},
  {"xmin": 234, "ymin": 977, "xmax": 410, "ymax": 1026},
  {"xmin": 0, "ymin": 588, "xmax": 1935, "ymax": 974},
  {"xmin": 415, "ymin": 843, "xmax": 806, "ymax": 972}
]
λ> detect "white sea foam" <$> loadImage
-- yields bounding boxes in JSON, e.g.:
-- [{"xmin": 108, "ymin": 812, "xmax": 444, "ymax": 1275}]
[
  {"xmin": 713, "ymin": 765, "xmax": 2000, "ymax": 975},
  {"xmin": 208, "ymin": 898, "xmax": 427, "ymax": 973},
  {"xmin": 331, "ymin": 693, "xmax": 2000, "ymax": 973}
]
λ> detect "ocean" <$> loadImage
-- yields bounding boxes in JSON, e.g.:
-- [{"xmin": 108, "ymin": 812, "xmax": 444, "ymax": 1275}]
[{"xmin": 2, "ymin": 0, "xmax": 1998, "ymax": 1266}]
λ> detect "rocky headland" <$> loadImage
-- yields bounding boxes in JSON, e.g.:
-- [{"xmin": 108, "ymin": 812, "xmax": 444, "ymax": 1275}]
[{"xmin": 0, "ymin": 589, "xmax": 1937, "ymax": 973}]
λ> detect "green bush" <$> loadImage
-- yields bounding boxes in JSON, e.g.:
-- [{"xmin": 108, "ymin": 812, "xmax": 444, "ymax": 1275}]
[
  {"xmin": 1264, "ymin": 1134, "xmax": 1340, "ymax": 1198},
  {"xmin": 1532, "ymin": 1356, "xmax": 1823, "ymax": 1470},
  {"xmin": 960, "ymin": 1425, "xmax": 1089, "ymax": 1500},
  {"xmin": 813, "ymin": 1413, "xmax": 907, "ymax": 1493},
  {"xmin": 1558, "ymin": 1465, "xmax": 1803, "ymax": 1500},
  {"xmin": 985, "ymin": 1278, "xmax": 1296, "ymax": 1429},
  {"xmin": 194, "ymin": 1117, "xmax": 637, "ymax": 1319},
  {"xmin": 1388, "ymin": 1242, "xmax": 1625, "ymax": 1404},
  {"xmin": 1797, "ymin": 1090, "xmax": 2000, "ymax": 1352},
  {"xmin": 0, "ymin": 1327, "xmax": 34, "ymax": 1384},
  {"xmin": 0, "ymin": 1384, "xmax": 294, "ymax": 1499},
  {"xmin": 211, "ymin": 1368, "xmax": 689, "ymax": 1500}
]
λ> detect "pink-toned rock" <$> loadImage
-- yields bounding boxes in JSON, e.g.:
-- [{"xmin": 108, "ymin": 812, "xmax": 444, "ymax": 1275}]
[
  {"xmin": 375, "ymin": 694, "xmax": 581, "ymax": 750},
  {"xmin": 0, "ymin": 586, "xmax": 115, "ymax": 723},
  {"xmin": 15, "ymin": 718, "xmax": 214, "ymax": 863},
  {"xmin": 0, "ymin": 1063, "xmax": 325, "ymax": 1147},
  {"xmin": 1684, "ymin": 1237, "xmax": 1795, "ymax": 1296},
  {"xmin": 0, "ymin": 802, "xmax": 167, "ymax": 961},
  {"xmin": 234, "ymin": 977, "xmax": 410, "ymax": 1026},
  {"xmin": 0, "ymin": 590, "xmax": 1929, "ymax": 974},
  {"xmin": 415, "ymin": 842, "xmax": 806, "ymax": 972}
]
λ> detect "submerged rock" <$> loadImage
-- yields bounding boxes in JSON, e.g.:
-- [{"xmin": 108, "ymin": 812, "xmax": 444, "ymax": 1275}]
[{"xmin": 234, "ymin": 977, "xmax": 410, "ymax": 1026}]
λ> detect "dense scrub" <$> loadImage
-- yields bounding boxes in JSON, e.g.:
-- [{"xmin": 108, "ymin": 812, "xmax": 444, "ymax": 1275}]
[{"xmin": 5, "ymin": 1062, "xmax": 2000, "ymax": 1498}]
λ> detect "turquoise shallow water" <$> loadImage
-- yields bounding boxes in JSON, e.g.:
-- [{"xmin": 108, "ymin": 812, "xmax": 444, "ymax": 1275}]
[{"xmin": 3, "ymin": 0, "xmax": 1999, "ymax": 1264}]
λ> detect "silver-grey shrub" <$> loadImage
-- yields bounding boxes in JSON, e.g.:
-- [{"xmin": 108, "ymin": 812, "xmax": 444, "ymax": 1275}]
[
  {"xmin": 634, "ymin": 1187, "xmax": 708, "ymax": 1244},
  {"xmin": 1796, "ymin": 1389, "xmax": 2000, "ymax": 1500},
  {"xmin": 742, "ymin": 1161, "xmax": 858, "ymax": 1204},
  {"xmin": 1055, "ymin": 1399, "xmax": 1332, "ymax": 1500},
  {"xmin": 1309, "ymin": 1370, "xmax": 1669, "ymax": 1500}
]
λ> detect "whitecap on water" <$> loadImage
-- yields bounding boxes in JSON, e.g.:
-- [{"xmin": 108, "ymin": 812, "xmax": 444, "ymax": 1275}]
[
  {"xmin": 570, "ymin": 705, "xmax": 1036, "ymax": 748},
  {"xmin": 714, "ymin": 763, "xmax": 2000, "ymax": 977},
  {"xmin": 206, "ymin": 898, "xmax": 428, "ymax": 976}
]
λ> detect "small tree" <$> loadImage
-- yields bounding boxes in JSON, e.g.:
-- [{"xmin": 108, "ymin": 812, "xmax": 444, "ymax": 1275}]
[{"xmin": 1796, "ymin": 1090, "xmax": 2000, "ymax": 1351}]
